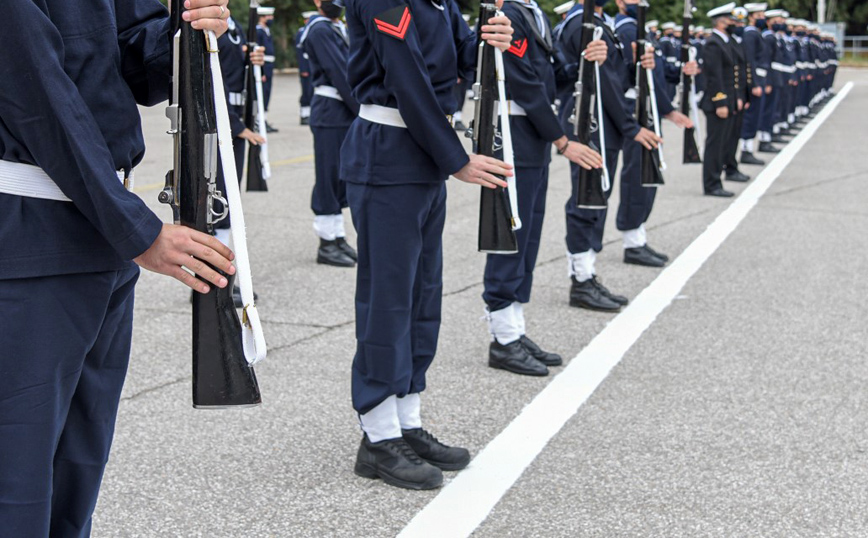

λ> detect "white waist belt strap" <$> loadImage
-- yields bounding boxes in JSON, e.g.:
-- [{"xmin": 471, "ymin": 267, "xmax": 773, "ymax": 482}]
[
  {"xmin": 755, "ymin": 67, "xmax": 768, "ymax": 77},
  {"xmin": 496, "ymin": 100, "xmax": 527, "ymax": 116},
  {"xmin": 358, "ymin": 104, "xmax": 455, "ymax": 128},
  {"xmin": 228, "ymin": 92, "xmax": 244, "ymax": 106},
  {"xmin": 771, "ymin": 62, "xmax": 796, "ymax": 74},
  {"xmin": 0, "ymin": 160, "xmax": 131, "ymax": 202},
  {"xmin": 314, "ymin": 85, "xmax": 343, "ymax": 101}
]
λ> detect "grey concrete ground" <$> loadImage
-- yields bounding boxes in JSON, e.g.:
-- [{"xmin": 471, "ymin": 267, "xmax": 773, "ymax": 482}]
[{"xmin": 94, "ymin": 69, "xmax": 867, "ymax": 537}]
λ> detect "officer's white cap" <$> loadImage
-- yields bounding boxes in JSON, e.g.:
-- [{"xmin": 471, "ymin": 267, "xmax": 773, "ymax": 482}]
[
  {"xmin": 744, "ymin": 3, "xmax": 767, "ymax": 13},
  {"xmin": 674, "ymin": 25, "xmax": 683, "ymax": 32},
  {"xmin": 707, "ymin": 2, "xmax": 736, "ymax": 19},
  {"xmin": 302, "ymin": 11, "xmax": 318, "ymax": 18},
  {"xmin": 258, "ymin": 6, "xmax": 275, "ymax": 16},
  {"xmin": 764, "ymin": 9, "xmax": 784, "ymax": 18},
  {"xmin": 646, "ymin": 19, "xmax": 659, "ymax": 28},
  {"xmin": 662, "ymin": 22, "xmax": 676, "ymax": 30},
  {"xmin": 694, "ymin": 26, "xmax": 705, "ymax": 32},
  {"xmin": 554, "ymin": 1, "xmax": 575, "ymax": 15}
]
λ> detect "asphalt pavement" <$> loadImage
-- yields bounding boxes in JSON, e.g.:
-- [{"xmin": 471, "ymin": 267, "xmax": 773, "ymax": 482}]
[{"xmin": 94, "ymin": 69, "xmax": 868, "ymax": 538}]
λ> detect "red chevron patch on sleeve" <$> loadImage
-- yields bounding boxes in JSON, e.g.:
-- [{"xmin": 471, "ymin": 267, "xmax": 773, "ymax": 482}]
[
  {"xmin": 507, "ymin": 39, "xmax": 527, "ymax": 58},
  {"xmin": 374, "ymin": 6, "xmax": 412, "ymax": 40}
]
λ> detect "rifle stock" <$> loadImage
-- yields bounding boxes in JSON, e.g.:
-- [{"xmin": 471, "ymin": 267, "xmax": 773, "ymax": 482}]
[
  {"xmin": 245, "ymin": 0, "xmax": 270, "ymax": 191},
  {"xmin": 681, "ymin": 0, "xmax": 702, "ymax": 164},
  {"xmin": 636, "ymin": 1, "xmax": 665, "ymax": 187}
]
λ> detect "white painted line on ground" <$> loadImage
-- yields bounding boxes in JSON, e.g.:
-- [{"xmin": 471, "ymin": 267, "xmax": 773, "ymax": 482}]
[{"xmin": 398, "ymin": 82, "xmax": 855, "ymax": 538}]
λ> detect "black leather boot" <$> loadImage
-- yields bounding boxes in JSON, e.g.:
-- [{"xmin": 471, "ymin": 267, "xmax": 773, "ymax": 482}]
[
  {"xmin": 317, "ymin": 239, "xmax": 355, "ymax": 267},
  {"xmin": 725, "ymin": 170, "xmax": 750, "ymax": 182},
  {"xmin": 488, "ymin": 340, "xmax": 548, "ymax": 376},
  {"xmin": 354, "ymin": 435, "xmax": 443, "ymax": 490},
  {"xmin": 402, "ymin": 428, "xmax": 471, "ymax": 471},
  {"xmin": 624, "ymin": 246, "xmax": 665, "ymax": 267},
  {"xmin": 758, "ymin": 142, "xmax": 780, "ymax": 153},
  {"xmin": 519, "ymin": 335, "xmax": 562, "ymax": 366},
  {"xmin": 590, "ymin": 276, "xmax": 629, "ymax": 306},
  {"xmin": 335, "ymin": 236, "xmax": 358, "ymax": 261},
  {"xmin": 643, "ymin": 244, "xmax": 669, "ymax": 262},
  {"xmin": 569, "ymin": 277, "xmax": 621, "ymax": 312},
  {"xmin": 740, "ymin": 151, "xmax": 765, "ymax": 165}
]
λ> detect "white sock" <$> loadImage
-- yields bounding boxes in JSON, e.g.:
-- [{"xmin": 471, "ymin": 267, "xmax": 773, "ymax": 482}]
[
  {"xmin": 313, "ymin": 214, "xmax": 339, "ymax": 241},
  {"xmin": 453, "ymin": 110, "xmax": 463, "ymax": 122},
  {"xmin": 622, "ymin": 224, "xmax": 647, "ymax": 249},
  {"xmin": 335, "ymin": 213, "xmax": 346, "ymax": 239},
  {"xmin": 513, "ymin": 302, "xmax": 526, "ymax": 337},
  {"xmin": 300, "ymin": 106, "xmax": 311, "ymax": 118},
  {"xmin": 758, "ymin": 131, "xmax": 770, "ymax": 143},
  {"xmin": 359, "ymin": 395, "xmax": 401, "ymax": 443},
  {"xmin": 741, "ymin": 138, "xmax": 754, "ymax": 153},
  {"xmin": 567, "ymin": 250, "xmax": 596, "ymax": 282},
  {"xmin": 214, "ymin": 228, "xmax": 232, "ymax": 248},
  {"xmin": 397, "ymin": 393, "xmax": 422, "ymax": 430},
  {"xmin": 487, "ymin": 305, "xmax": 521, "ymax": 345}
]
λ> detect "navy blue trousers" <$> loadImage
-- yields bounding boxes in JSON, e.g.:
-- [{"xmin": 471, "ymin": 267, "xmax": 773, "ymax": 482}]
[
  {"xmin": 616, "ymin": 139, "xmax": 657, "ymax": 233},
  {"xmin": 311, "ymin": 126, "xmax": 349, "ymax": 216},
  {"xmin": 0, "ymin": 265, "xmax": 139, "ymax": 538},
  {"xmin": 299, "ymin": 75, "xmax": 312, "ymax": 109},
  {"xmin": 263, "ymin": 77, "xmax": 272, "ymax": 111},
  {"xmin": 347, "ymin": 182, "xmax": 446, "ymax": 415},
  {"xmin": 483, "ymin": 166, "xmax": 548, "ymax": 312},
  {"xmin": 760, "ymin": 86, "xmax": 779, "ymax": 133},
  {"xmin": 741, "ymin": 91, "xmax": 764, "ymax": 140},
  {"xmin": 565, "ymin": 149, "xmax": 620, "ymax": 254}
]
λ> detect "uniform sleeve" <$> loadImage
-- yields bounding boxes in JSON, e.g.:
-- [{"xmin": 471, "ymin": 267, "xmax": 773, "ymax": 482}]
[
  {"xmin": 114, "ymin": 0, "xmax": 173, "ymax": 106},
  {"xmin": 663, "ymin": 39, "xmax": 681, "ymax": 83},
  {"xmin": 451, "ymin": 2, "xmax": 477, "ymax": 80},
  {"xmin": 652, "ymin": 59, "xmax": 675, "ymax": 116},
  {"xmin": 743, "ymin": 33, "xmax": 760, "ymax": 88},
  {"xmin": 306, "ymin": 28, "xmax": 361, "ymax": 114},
  {"xmin": 218, "ymin": 36, "xmax": 247, "ymax": 138},
  {"xmin": 502, "ymin": 9, "xmax": 564, "ymax": 142},
  {"xmin": 703, "ymin": 42, "xmax": 727, "ymax": 107},
  {"xmin": 581, "ymin": 30, "xmax": 639, "ymax": 140},
  {"xmin": 360, "ymin": 0, "xmax": 469, "ymax": 176},
  {"xmin": 0, "ymin": 1, "xmax": 162, "ymax": 260}
]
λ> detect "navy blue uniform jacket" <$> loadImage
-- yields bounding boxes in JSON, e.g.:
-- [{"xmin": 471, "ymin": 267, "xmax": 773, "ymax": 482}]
[
  {"xmin": 220, "ymin": 18, "xmax": 248, "ymax": 138},
  {"xmin": 300, "ymin": 16, "xmax": 360, "ymax": 128},
  {"xmin": 0, "ymin": 0, "xmax": 168, "ymax": 280},
  {"xmin": 342, "ymin": 0, "xmax": 476, "ymax": 184},
  {"xmin": 613, "ymin": 15, "xmax": 674, "ymax": 118}
]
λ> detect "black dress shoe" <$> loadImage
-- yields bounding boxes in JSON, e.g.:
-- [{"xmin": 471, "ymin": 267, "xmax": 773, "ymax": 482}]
[
  {"xmin": 488, "ymin": 340, "xmax": 548, "ymax": 376},
  {"xmin": 770, "ymin": 135, "xmax": 788, "ymax": 144},
  {"xmin": 232, "ymin": 286, "xmax": 259, "ymax": 308},
  {"xmin": 569, "ymin": 277, "xmax": 621, "ymax": 312},
  {"xmin": 725, "ymin": 171, "xmax": 750, "ymax": 182},
  {"xmin": 740, "ymin": 152, "xmax": 765, "ymax": 165},
  {"xmin": 624, "ymin": 246, "xmax": 665, "ymax": 267},
  {"xmin": 757, "ymin": 142, "xmax": 780, "ymax": 153},
  {"xmin": 265, "ymin": 122, "xmax": 279, "ymax": 133},
  {"xmin": 519, "ymin": 335, "xmax": 562, "ymax": 367},
  {"xmin": 453, "ymin": 120, "xmax": 467, "ymax": 132},
  {"xmin": 335, "ymin": 236, "xmax": 358, "ymax": 261},
  {"xmin": 643, "ymin": 244, "xmax": 669, "ymax": 262},
  {"xmin": 705, "ymin": 188, "xmax": 734, "ymax": 197},
  {"xmin": 590, "ymin": 276, "xmax": 628, "ymax": 306},
  {"xmin": 317, "ymin": 239, "xmax": 356, "ymax": 267},
  {"xmin": 354, "ymin": 435, "xmax": 443, "ymax": 490},
  {"xmin": 402, "ymin": 428, "xmax": 471, "ymax": 471},
  {"xmin": 300, "ymin": 116, "xmax": 310, "ymax": 126}
]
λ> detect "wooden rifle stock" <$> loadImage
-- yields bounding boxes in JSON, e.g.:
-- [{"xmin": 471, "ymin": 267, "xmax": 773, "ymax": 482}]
[{"xmin": 163, "ymin": 0, "xmax": 262, "ymax": 408}]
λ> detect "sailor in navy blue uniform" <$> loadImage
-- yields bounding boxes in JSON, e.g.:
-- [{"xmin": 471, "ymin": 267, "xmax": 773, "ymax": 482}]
[
  {"xmin": 256, "ymin": 6, "xmax": 278, "ymax": 131},
  {"xmin": 738, "ymin": 3, "xmax": 770, "ymax": 164},
  {"xmin": 300, "ymin": 0, "xmax": 359, "ymax": 267},
  {"xmin": 0, "ymin": 2, "xmax": 235, "ymax": 535},
  {"xmin": 659, "ymin": 22, "xmax": 680, "ymax": 100},
  {"xmin": 295, "ymin": 11, "xmax": 318, "ymax": 124},
  {"xmin": 766, "ymin": 10, "xmax": 792, "ymax": 143},
  {"xmin": 756, "ymin": 8, "xmax": 783, "ymax": 152},
  {"xmin": 692, "ymin": 26, "xmax": 707, "ymax": 95},
  {"xmin": 342, "ymin": 0, "xmax": 515, "ymax": 490},
  {"xmin": 483, "ymin": 0, "xmax": 605, "ymax": 378},
  {"xmin": 555, "ymin": 0, "xmax": 662, "ymax": 313}
]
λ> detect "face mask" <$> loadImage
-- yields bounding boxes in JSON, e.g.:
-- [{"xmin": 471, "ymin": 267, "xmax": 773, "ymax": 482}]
[
  {"xmin": 595, "ymin": 0, "xmax": 610, "ymax": 7},
  {"xmin": 796, "ymin": 30, "xmax": 805, "ymax": 37},
  {"xmin": 624, "ymin": 3, "xmax": 638, "ymax": 19},
  {"xmin": 785, "ymin": 29, "xmax": 792, "ymax": 36},
  {"xmin": 772, "ymin": 23, "xmax": 785, "ymax": 32},
  {"xmin": 733, "ymin": 26, "xmax": 745, "ymax": 36},
  {"xmin": 320, "ymin": 0, "xmax": 343, "ymax": 19},
  {"xmin": 265, "ymin": 19, "xmax": 274, "ymax": 27},
  {"xmin": 755, "ymin": 18, "xmax": 766, "ymax": 30},
  {"xmin": 725, "ymin": 24, "xmax": 736, "ymax": 35}
]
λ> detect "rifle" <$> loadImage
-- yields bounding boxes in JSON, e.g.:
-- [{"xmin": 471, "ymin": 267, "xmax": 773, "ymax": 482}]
[
  {"xmin": 570, "ymin": 0, "xmax": 608, "ymax": 209},
  {"xmin": 245, "ymin": 0, "xmax": 271, "ymax": 191},
  {"xmin": 469, "ymin": 3, "xmax": 520, "ymax": 254},
  {"xmin": 162, "ymin": 0, "xmax": 264, "ymax": 408},
  {"xmin": 635, "ymin": 1, "xmax": 665, "ymax": 187},
  {"xmin": 681, "ymin": 0, "xmax": 702, "ymax": 163}
]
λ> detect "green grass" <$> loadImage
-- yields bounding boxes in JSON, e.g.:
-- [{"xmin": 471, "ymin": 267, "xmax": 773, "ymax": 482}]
[{"xmin": 841, "ymin": 52, "xmax": 868, "ymax": 67}]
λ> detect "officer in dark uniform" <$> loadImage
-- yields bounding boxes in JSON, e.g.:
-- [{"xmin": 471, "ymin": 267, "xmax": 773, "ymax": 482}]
[
  {"xmin": 555, "ymin": 0, "xmax": 662, "ymax": 313},
  {"xmin": 0, "ymin": 1, "xmax": 234, "ymax": 535},
  {"xmin": 614, "ymin": 0, "xmax": 696, "ymax": 271},
  {"xmin": 342, "ymin": 0, "xmax": 515, "ymax": 490},
  {"xmin": 483, "ymin": 0, "xmax": 605, "ymax": 377},
  {"xmin": 738, "ymin": 3, "xmax": 770, "ymax": 164},
  {"xmin": 699, "ymin": 2, "xmax": 737, "ymax": 197},
  {"xmin": 722, "ymin": 6, "xmax": 751, "ymax": 183},
  {"xmin": 256, "ymin": 6, "xmax": 279, "ymax": 132},
  {"xmin": 295, "ymin": 11, "xmax": 318, "ymax": 125},
  {"xmin": 300, "ymin": 0, "xmax": 359, "ymax": 267}
]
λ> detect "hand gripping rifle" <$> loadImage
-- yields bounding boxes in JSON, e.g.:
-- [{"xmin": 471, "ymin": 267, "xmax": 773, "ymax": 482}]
[
  {"xmin": 680, "ymin": 0, "xmax": 702, "ymax": 163},
  {"xmin": 469, "ymin": 3, "xmax": 521, "ymax": 254},
  {"xmin": 570, "ymin": 0, "xmax": 608, "ymax": 209},
  {"xmin": 244, "ymin": 0, "xmax": 271, "ymax": 191},
  {"xmin": 636, "ymin": 1, "xmax": 665, "ymax": 186},
  {"xmin": 162, "ymin": 0, "xmax": 266, "ymax": 408}
]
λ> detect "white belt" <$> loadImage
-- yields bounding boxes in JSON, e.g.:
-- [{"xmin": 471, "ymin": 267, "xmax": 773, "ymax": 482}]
[
  {"xmin": 358, "ymin": 104, "xmax": 456, "ymax": 128},
  {"xmin": 497, "ymin": 100, "xmax": 527, "ymax": 116},
  {"xmin": 771, "ymin": 62, "xmax": 796, "ymax": 74},
  {"xmin": 314, "ymin": 85, "xmax": 343, "ymax": 101},
  {"xmin": 228, "ymin": 92, "xmax": 245, "ymax": 106},
  {"xmin": 755, "ymin": 67, "xmax": 768, "ymax": 77},
  {"xmin": 264, "ymin": 55, "xmax": 276, "ymax": 63},
  {"xmin": 0, "ymin": 160, "xmax": 131, "ymax": 202}
]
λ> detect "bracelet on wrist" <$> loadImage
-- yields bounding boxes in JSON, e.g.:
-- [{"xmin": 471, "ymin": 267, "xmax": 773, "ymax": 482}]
[{"xmin": 557, "ymin": 141, "xmax": 570, "ymax": 155}]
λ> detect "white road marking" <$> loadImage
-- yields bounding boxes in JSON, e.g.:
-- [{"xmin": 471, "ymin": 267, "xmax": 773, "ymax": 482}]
[{"xmin": 398, "ymin": 82, "xmax": 854, "ymax": 538}]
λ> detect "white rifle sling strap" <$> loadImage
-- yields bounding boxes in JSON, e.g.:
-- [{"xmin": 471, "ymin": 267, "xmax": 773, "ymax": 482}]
[
  {"xmin": 252, "ymin": 63, "xmax": 272, "ymax": 179},
  {"xmin": 645, "ymin": 43, "xmax": 666, "ymax": 171},
  {"xmin": 206, "ymin": 31, "xmax": 267, "ymax": 365},
  {"xmin": 589, "ymin": 27, "xmax": 610, "ymax": 192},
  {"xmin": 493, "ymin": 43, "xmax": 522, "ymax": 232}
]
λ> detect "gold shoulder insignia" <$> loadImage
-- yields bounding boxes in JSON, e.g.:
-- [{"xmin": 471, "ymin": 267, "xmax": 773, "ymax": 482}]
[{"xmin": 711, "ymin": 92, "xmax": 727, "ymax": 102}]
